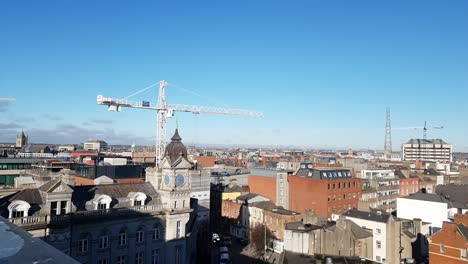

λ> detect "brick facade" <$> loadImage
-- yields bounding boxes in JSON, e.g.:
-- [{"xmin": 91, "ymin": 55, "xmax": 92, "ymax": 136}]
[
  {"xmin": 289, "ymin": 176, "xmax": 361, "ymax": 218},
  {"xmin": 248, "ymin": 175, "xmax": 277, "ymax": 204},
  {"xmin": 399, "ymin": 177, "xmax": 419, "ymax": 197},
  {"xmin": 430, "ymin": 215, "xmax": 468, "ymax": 264}
]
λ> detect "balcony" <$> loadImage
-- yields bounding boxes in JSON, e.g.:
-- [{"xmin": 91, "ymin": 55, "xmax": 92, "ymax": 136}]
[
  {"xmin": 377, "ymin": 185, "xmax": 399, "ymax": 191},
  {"xmin": 378, "ymin": 194, "xmax": 399, "ymax": 201},
  {"xmin": 10, "ymin": 204, "xmax": 164, "ymax": 229}
]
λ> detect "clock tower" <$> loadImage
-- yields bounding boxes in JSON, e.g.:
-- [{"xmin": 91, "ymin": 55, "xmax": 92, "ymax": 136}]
[{"xmin": 155, "ymin": 129, "xmax": 192, "ymax": 211}]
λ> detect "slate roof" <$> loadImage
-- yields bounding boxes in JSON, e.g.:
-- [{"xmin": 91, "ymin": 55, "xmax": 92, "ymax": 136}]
[
  {"xmin": 72, "ymin": 182, "xmax": 161, "ymax": 211},
  {"xmin": 342, "ymin": 209, "xmax": 391, "ymax": 223},
  {"xmin": 436, "ymin": 184, "xmax": 468, "ymax": 205},
  {"xmin": 8, "ymin": 189, "xmax": 43, "ymax": 205},
  {"xmin": 457, "ymin": 224, "xmax": 468, "ymax": 242},
  {"xmin": 295, "ymin": 168, "xmax": 353, "ymax": 180},
  {"xmin": 350, "ymin": 220, "xmax": 373, "ymax": 239},
  {"xmin": 266, "ymin": 206, "xmax": 300, "ymax": 216},
  {"xmin": 406, "ymin": 192, "xmax": 449, "ymax": 203},
  {"xmin": 236, "ymin": 193, "xmax": 262, "ymax": 201},
  {"xmin": 250, "ymin": 201, "xmax": 275, "ymax": 210},
  {"xmin": 284, "ymin": 221, "xmax": 321, "ymax": 232},
  {"xmin": 406, "ymin": 191, "xmax": 468, "ymax": 209},
  {"xmin": 38, "ymin": 178, "xmax": 62, "ymax": 193}
]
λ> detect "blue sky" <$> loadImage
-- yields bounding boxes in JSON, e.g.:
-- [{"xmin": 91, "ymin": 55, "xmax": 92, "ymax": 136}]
[{"xmin": 1, "ymin": 0, "xmax": 467, "ymax": 151}]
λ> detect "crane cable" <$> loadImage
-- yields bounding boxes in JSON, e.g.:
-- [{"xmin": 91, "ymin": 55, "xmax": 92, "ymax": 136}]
[
  {"xmin": 166, "ymin": 82, "xmax": 230, "ymax": 108},
  {"xmin": 122, "ymin": 82, "xmax": 159, "ymax": 100}
]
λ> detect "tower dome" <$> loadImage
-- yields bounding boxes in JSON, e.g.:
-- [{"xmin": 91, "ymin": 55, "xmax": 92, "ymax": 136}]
[{"xmin": 165, "ymin": 129, "xmax": 188, "ymax": 163}]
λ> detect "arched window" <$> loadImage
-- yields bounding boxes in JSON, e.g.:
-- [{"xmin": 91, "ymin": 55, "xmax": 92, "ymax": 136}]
[
  {"xmin": 8, "ymin": 200, "xmax": 31, "ymax": 218},
  {"xmin": 94, "ymin": 194, "xmax": 112, "ymax": 210},
  {"xmin": 128, "ymin": 192, "xmax": 147, "ymax": 207}
]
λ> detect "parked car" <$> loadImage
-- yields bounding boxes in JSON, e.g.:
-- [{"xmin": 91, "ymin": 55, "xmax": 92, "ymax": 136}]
[
  {"xmin": 219, "ymin": 246, "xmax": 229, "ymax": 254},
  {"xmin": 220, "ymin": 253, "xmax": 230, "ymax": 264},
  {"xmin": 219, "ymin": 171, "xmax": 230, "ymax": 176}
]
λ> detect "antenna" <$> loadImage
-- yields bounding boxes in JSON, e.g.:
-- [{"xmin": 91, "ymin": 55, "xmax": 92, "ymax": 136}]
[{"xmin": 384, "ymin": 107, "xmax": 392, "ymax": 152}]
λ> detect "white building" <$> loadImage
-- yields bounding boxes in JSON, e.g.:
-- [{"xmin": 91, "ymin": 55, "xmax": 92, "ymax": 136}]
[
  {"xmin": 83, "ymin": 140, "xmax": 108, "ymax": 151},
  {"xmin": 397, "ymin": 191, "xmax": 468, "ymax": 232},
  {"xmin": 402, "ymin": 139, "xmax": 452, "ymax": 162}
]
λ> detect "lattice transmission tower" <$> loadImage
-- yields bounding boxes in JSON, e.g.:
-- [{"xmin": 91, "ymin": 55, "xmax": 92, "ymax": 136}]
[{"xmin": 384, "ymin": 107, "xmax": 392, "ymax": 152}]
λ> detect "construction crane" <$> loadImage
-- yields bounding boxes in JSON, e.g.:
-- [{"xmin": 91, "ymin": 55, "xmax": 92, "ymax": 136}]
[
  {"xmin": 97, "ymin": 80, "xmax": 263, "ymax": 166},
  {"xmin": 393, "ymin": 121, "xmax": 444, "ymax": 140}
]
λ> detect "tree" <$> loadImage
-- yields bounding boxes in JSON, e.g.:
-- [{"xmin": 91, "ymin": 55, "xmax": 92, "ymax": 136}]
[{"xmin": 250, "ymin": 224, "xmax": 275, "ymax": 252}]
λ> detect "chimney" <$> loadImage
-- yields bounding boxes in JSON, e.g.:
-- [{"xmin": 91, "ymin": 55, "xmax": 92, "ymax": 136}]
[{"xmin": 413, "ymin": 218, "xmax": 422, "ymax": 235}]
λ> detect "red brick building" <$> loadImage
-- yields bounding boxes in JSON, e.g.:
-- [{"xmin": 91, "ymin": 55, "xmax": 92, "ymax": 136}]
[
  {"xmin": 429, "ymin": 214, "xmax": 468, "ymax": 263},
  {"xmin": 289, "ymin": 168, "xmax": 361, "ymax": 218},
  {"xmin": 399, "ymin": 176, "xmax": 420, "ymax": 197},
  {"xmin": 248, "ymin": 175, "xmax": 277, "ymax": 203},
  {"xmin": 194, "ymin": 156, "xmax": 216, "ymax": 168}
]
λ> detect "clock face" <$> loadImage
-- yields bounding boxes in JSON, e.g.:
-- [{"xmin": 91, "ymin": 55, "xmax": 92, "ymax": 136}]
[
  {"xmin": 175, "ymin": 175, "xmax": 185, "ymax": 187},
  {"xmin": 164, "ymin": 175, "xmax": 170, "ymax": 185}
]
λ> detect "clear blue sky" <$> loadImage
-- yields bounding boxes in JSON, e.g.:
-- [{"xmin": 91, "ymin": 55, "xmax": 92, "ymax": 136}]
[{"xmin": 1, "ymin": 0, "xmax": 467, "ymax": 151}]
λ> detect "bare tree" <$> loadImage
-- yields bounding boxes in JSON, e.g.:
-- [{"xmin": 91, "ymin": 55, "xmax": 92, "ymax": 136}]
[{"xmin": 250, "ymin": 224, "xmax": 275, "ymax": 252}]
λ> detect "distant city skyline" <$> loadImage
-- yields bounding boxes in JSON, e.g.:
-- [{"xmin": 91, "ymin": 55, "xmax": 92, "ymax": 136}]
[{"xmin": 1, "ymin": 1, "xmax": 467, "ymax": 151}]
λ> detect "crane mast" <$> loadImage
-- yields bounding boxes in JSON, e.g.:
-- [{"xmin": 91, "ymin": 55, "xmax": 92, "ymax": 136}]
[{"xmin": 97, "ymin": 80, "xmax": 263, "ymax": 167}]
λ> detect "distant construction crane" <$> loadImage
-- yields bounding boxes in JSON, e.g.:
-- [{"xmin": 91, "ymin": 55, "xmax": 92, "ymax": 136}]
[
  {"xmin": 393, "ymin": 121, "xmax": 444, "ymax": 140},
  {"xmin": 97, "ymin": 80, "xmax": 263, "ymax": 167}
]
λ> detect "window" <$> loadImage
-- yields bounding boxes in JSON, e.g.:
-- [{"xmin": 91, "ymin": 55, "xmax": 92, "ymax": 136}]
[
  {"xmin": 440, "ymin": 244, "xmax": 445, "ymax": 253},
  {"xmin": 174, "ymin": 201, "xmax": 177, "ymax": 209},
  {"xmin": 118, "ymin": 232, "xmax": 127, "ymax": 246},
  {"xmin": 13, "ymin": 210, "xmax": 24, "ymax": 218},
  {"xmin": 98, "ymin": 203, "xmax": 107, "ymax": 210},
  {"xmin": 338, "ymin": 183, "xmax": 341, "ymax": 189},
  {"xmin": 376, "ymin": 228, "xmax": 381, "ymax": 234},
  {"xmin": 79, "ymin": 239, "xmax": 88, "ymax": 253},
  {"xmin": 376, "ymin": 256, "xmax": 381, "ymax": 262},
  {"xmin": 153, "ymin": 227, "xmax": 161, "ymax": 240},
  {"xmin": 176, "ymin": 221, "xmax": 181, "ymax": 238},
  {"xmin": 99, "ymin": 236, "xmax": 109, "ymax": 249},
  {"xmin": 348, "ymin": 182, "xmax": 351, "ymax": 188},
  {"xmin": 152, "ymin": 249, "xmax": 160, "ymax": 264},
  {"xmin": 99, "ymin": 258, "xmax": 109, "ymax": 264},
  {"xmin": 60, "ymin": 201, "xmax": 67, "ymax": 215},
  {"xmin": 51, "ymin": 201, "xmax": 58, "ymax": 216},
  {"xmin": 376, "ymin": 240, "xmax": 381, "ymax": 249},
  {"xmin": 461, "ymin": 248, "xmax": 467, "ymax": 259},
  {"xmin": 136, "ymin": 252, "xmax": 144, "ymax": 264},
  {"xmin": 333, "ymin": 183, "xmax": 336, "ymax": 189},
  {"xmin": 134, "ymin": 200, "xmax": 142, "ymax": 206},
  {"xmin": 137, "ymin": 230, "xmax": 144, "ymax": 243},
  {"xmin": 117, "ymin": 255, "xmax": 126, "ymax": 264},
  {"xmin": 328, "ymin": 184, "xmax": 330, "ymax": 189}
]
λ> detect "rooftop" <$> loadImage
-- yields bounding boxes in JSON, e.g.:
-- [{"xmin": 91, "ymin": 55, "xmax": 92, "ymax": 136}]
[
  {"xmin": 342, "ymin": 209, "xmax": 391, "ymax": 223},
  {"xmin": 405, "ymin": 139, "xmax": 449, "ymax": 145},
  {"xmin": 295, "ymin": 168, "xmax": 353, "ymax": 180}
]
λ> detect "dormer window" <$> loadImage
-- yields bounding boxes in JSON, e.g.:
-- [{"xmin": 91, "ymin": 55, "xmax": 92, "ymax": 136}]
[
  {"xmin": 94, "ymin": 195, "xmax": 112, "ymax": 210},
  {"xmin": 128, "ymin": 192, "xmax": 147, "ymax": 207},
  {"xmin": 8, "ymin": 200, "xmax": 31, "ymax": 219}
]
